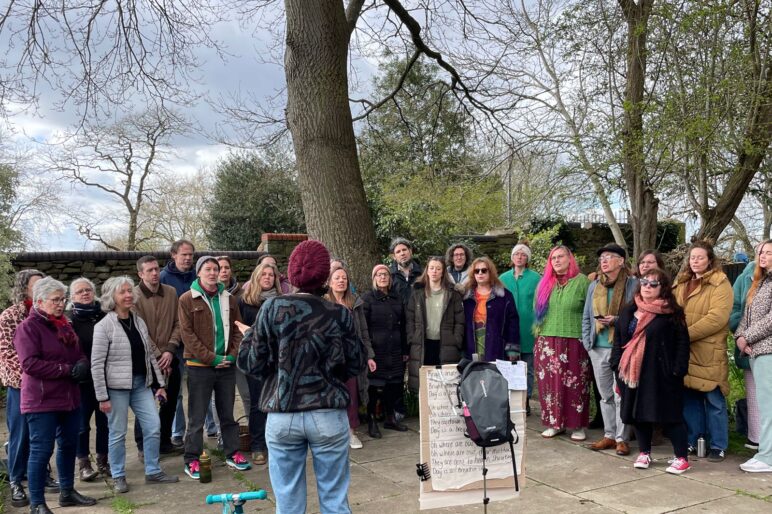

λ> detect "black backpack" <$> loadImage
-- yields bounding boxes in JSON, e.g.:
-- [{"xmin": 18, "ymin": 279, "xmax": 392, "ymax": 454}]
[{"xmin": 456, "ymin": 359, "xmax": 519, "ymax": 508}]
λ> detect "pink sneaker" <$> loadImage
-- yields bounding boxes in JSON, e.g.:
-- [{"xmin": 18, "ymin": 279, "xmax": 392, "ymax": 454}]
[
  {"xmin": 185, "ymin": 460, "xmax": 200, "ymax": 480},
  {"xmin": 634, "ymin": 452, "xmax": 652, "ymax": 469},
  {"xmin": 666, "ymin": 457, "xmax": 690, "ymax": 475},
  {"xmin": 226, "ymin": 451, "xmax": 252, "ymax": 471}
]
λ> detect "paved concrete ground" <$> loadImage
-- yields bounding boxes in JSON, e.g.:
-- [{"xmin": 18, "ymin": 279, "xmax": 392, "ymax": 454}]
[{"xmin": 3, "ymin": 399, "xmax": 772, "ymax": 513}]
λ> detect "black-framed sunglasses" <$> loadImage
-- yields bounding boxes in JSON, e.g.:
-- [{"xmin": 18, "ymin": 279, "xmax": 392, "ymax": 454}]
[
  {"xmin": 640, "ymin": 278, "xmax": 661, "ymax": 288},
  {"xmin": 474, "ymin": 268, "xmax": 489, "ymax": 274}
]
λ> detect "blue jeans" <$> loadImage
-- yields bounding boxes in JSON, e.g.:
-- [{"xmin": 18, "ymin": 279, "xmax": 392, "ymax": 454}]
[
  {"xmin": 266, "ymin": 409, "xmax": 351, "ymax": 514},
  {"xmin": 26, "ymin": 408, "xmax": 80, "ymax": 505},
  {"xmin": 5, "ymin": 387, "xmax": 29, "ymax": 483},
  {"xmin": 683, "ymin": 386, "xmax": 728, "ymax": 450},
  {"xmin": 107, "ymin": 375, "xmax": 162, "ymax": 477},
  {"xmin": 77, "ymin": 380, "xmax": 109, "ymax": 457}
]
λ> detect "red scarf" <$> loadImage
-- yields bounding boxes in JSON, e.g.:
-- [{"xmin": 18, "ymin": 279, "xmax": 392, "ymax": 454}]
[
  {"xmin": 618, "ymin": 295, "xmax": 672, "ymax": 388},
  {"xmin": 41, "ymin": 311, "xmax": 79, "ymax": 347}
]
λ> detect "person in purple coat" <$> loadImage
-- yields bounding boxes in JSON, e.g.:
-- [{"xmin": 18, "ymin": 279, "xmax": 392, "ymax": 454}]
[
  {"xmin": 462, "ymin": 256, "xmax": 520, "ymax": 362},
  {"xmin": 15, "ymin": 277, "xmax": 97, "ymax": 514}
]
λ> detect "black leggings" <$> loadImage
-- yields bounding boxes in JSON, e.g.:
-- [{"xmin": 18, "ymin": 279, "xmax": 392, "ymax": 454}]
[
  {"xmin": 367, "ymin": 383, "xmax": 403, "ymax": 419},
  {"xmin": 634, "ymin": 422, "xmax": 688, "ymax": 459}
]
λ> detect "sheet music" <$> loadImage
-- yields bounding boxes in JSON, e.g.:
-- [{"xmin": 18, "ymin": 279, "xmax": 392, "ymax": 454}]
[{"xmin": 495, "ymin": 360, "xmax": 527, "ymax": 390}]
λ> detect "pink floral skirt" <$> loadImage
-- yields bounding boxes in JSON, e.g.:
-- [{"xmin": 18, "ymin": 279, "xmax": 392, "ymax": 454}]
[{"xmin": 535, "ymin": 335, "xmax": 591, "ymax": 430}]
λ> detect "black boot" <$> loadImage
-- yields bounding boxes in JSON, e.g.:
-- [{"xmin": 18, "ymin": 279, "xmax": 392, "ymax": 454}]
[
  {"xmin": 11, "ymin": 481, "xmax": 29, "ymax": 508},
  {"xmin": 368, "ymin": 416, "xmax": 382, "ymax": 439},
  {"xmin": 96, "ymin": 453, "xmax": 111, "ymax": 477},
  {"xmin": 58, "ymin": 489, "xmax": 97, "ymax": 507},
  {"xmin": 78, "ymin": 456, "xmax": 99, "ymax": 482},
  {"xmin": 384, "ymin": 415, "xmax": 408, "ymax": 432},
  {"xmin": 44, "ymin": 475, "xmax": 59, "ymax": 494},
  {"xmin": 29, "ymin": 504, "xmax": 54, "ymax": 514}
]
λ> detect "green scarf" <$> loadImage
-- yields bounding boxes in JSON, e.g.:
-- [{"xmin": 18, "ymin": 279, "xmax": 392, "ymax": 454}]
[{"xmin": 191, "ymin": 279, "xmax": 227, "ymax": 366}]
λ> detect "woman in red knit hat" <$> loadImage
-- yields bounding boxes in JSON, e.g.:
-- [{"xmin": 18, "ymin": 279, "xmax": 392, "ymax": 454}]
[{"xmin": 238, "ymin": 240, "xmax": 366, "ymax": 514}]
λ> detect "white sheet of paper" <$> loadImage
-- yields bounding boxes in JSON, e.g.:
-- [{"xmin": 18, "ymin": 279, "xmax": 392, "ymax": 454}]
[{"xmin": 495, "ymin": 360, "xmax": 527, "ymax": 390}]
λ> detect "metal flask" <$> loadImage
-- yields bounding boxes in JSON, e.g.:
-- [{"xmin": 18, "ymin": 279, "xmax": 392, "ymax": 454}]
[{"xmin": 696, "ymin": 436, "xmax": 707, "ymax": 458}]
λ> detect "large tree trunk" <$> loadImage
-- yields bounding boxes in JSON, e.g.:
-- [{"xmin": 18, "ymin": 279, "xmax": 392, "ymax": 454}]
[
  {"xmin": 284, "ymin": 0, "xmax": 380, "ymax": 287},
  {"xmin": 619, "ymin": 0, "xmax": 658, "ymax": 257}
]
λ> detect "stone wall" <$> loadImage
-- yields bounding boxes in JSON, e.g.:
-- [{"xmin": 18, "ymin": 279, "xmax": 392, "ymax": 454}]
[
  {"xmin": 11, "ymin": 251, "xmax": 263, "ymax": 287},
  {"xmin": 459, "ymin": 220, "xmax": 686, "ymax": 273},
  {"xmin": 10, "ymin": 234, "xmax": 312, "ymax": 287}
]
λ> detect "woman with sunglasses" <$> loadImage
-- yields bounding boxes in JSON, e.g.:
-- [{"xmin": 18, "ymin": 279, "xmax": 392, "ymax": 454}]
[
  {"xmin": 407, "ymin": 256, "xmax": 464, "ymax": 393},
  {"xmin": 610, "ymin": 269, "xmax": 691, "ymax": 474},
  {"xmin": 462, "ymin": 257, "xmax": 519, "ymax": 362},
  {"xmin": 736, "ymin": 239, "xmax": 772, "ymax": 473},
  {"xmin": 534, "ymin": 246, "xmax": 591, "ymax": 441},
  {"xmin": 673, "ymin": 240, "xmax": 732, "ymax": 462}
]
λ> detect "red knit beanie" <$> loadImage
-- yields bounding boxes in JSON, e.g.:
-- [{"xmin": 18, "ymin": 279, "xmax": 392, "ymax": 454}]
[{"xmin": 287, "ymin": 240, "xmax": 331, "ymax": 292}]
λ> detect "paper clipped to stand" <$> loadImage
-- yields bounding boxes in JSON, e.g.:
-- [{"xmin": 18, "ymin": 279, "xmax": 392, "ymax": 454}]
[{"xmin": 495, "ymin": 359, "xmax": 527, "ymax": 390}]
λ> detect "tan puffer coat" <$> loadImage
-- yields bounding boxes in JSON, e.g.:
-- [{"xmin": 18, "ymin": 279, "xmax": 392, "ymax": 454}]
[{"xmin": 674, "ymin": 269, "xmax": 733, "ymax": 396}]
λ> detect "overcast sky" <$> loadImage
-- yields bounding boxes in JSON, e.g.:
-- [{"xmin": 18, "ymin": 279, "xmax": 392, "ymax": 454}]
[{"xmin": 3, "ymin": 6, "xmax": 379, "ymax": 251}]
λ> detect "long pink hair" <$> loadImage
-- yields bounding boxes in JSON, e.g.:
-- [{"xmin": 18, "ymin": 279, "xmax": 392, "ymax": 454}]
[{"xmin": 535, "ymin": 245, "xmax": 581, "ymax": 324}]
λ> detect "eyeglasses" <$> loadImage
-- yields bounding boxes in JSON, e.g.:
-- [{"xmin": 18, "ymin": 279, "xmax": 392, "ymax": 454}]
[
  {"xmin": 374, "ymin": 272, "xmax": 390, "ymax": 278},
  {"xmin": 474, "ymin": 268, "xmax": 489, "ymax": 275},
  {"xmin": 74, "ymin": 288, "xmax": 93, "ymax": 295},
  {"xmin": 47, "ymin": 297, "xmax": 68, "ymax": 305},
  {"xmin": 599, "ymin": 254, "xmax": 621, "ymax": 262},
  {"xmin": 640, "ymin": 278, "xmax": 661, "ymax": 288}
]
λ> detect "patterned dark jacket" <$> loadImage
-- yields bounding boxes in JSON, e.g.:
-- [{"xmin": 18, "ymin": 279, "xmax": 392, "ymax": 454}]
[{"xmin": 238, "ymin": 294, "xmax": 366, "ymax": 413}]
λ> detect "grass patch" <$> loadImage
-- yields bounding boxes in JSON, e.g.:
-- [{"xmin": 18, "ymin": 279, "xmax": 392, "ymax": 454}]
[
  {"xmin": 403, "ymin": 387, "xmax": 419, "ymax": 418},
  {"xmin": 735, "ymin": 489, "xmax": 772, "ymax": 502},
  {"xmin": 112, "ymin": 496, "xmax": 140, "ymax": 514},
  {"xmin": 727, "ymin": 429, "xmax": 754, "ymax": 458},
  {"xmin": 205, "ymin": 446, "xmax": 226, "ymax": 461},
  {"xmin": 0, "ymin": 477, "xmax": 8, "ymax": 514},
  {"xmin": 232, "ymin": 471, "xmax": 264, "ymax": 492}
]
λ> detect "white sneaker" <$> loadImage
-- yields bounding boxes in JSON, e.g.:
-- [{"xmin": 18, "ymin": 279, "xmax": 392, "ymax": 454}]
[
  {"xmin": 570, "ymin": 429, "xmax": 586, "ymax": 441},
  {"xmin": 541, "ymin": 428, "xmax": 565, "ymax": 438},
  {"xmin": 349, "ymin": 432, "xmax": 363, "ymax": 450},
  {"xmin": 740, "ymin": 458, "xmax": 772, "ymax": 473}
]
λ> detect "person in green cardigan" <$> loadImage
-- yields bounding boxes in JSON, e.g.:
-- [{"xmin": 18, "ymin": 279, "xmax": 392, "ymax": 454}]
[
  {"xmin": 534, "ymin": 245, "xmax": 591, "ymax": 441},
  {"xmin": 500, "ymin": 244, "xmax": 541, "ymax": 416}
]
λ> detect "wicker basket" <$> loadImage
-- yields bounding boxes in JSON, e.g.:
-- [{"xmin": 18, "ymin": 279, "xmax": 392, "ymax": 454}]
[{"xmin": 237, "ymin": 415, "xmax": 251, "ymax": 453}]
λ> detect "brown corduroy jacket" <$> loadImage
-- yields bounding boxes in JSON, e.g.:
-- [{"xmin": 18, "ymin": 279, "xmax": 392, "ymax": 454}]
[
  {"xmin": 133, "ymin": 282, "xmax": 181, "ymax": 357},
  {"xmin": 179, "ymin": 286, "xmax": 241, "ymax": 365}
]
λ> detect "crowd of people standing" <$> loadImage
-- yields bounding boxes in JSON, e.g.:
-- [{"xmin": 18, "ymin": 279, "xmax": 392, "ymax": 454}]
[{"xmin": 1, "ymin": 235, "xmax": 771, "ymax": 513}]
